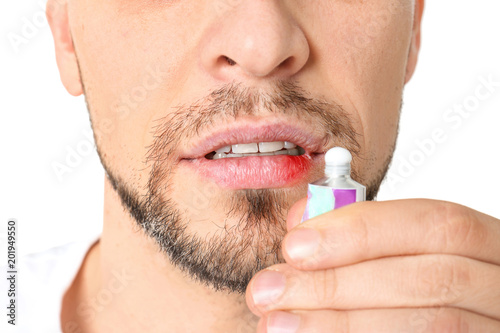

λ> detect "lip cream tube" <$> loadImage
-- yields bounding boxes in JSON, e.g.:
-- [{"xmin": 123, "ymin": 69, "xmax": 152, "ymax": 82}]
[{"xmin": 301, "ymin": 147, "xmax": 366, "ymax": 222}]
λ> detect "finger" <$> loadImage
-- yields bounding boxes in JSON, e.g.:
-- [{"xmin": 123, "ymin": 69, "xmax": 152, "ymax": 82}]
[
  {"xmin": 286, "ymin": 197, "xmax": 307, "ymax": 231},
  {"xmin": 283, "ymin": 199, "xmax": 500, "ymax": 270},
  {"xmin": 257, "ymin": 308, "xmax": 500, "ymax": 333},
  {"xmin": 246, "ymin": 256, "xmax": 500, "ymax": 320}
]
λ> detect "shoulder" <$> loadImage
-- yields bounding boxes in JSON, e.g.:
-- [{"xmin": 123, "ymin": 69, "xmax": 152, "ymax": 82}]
[
  {"xmin": 22, "ymin": 236, "xmax": 100, "ymax": 280},
  {"xmin": 0, "ymin": 234, "xmax": 100, "ymax": 332}
]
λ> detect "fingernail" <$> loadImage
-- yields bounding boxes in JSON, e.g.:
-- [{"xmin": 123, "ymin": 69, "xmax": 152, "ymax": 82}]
[
  {"xmin": 267, "ymin": 311, "xmax": 301, "ymax": 333},
  {"xmin": 285, "ymin": 228, "xmax": 320, "ymax": 262},
  {"xmin": 251, "ymin": 270, "xmax": 286, "ymax": 306}
]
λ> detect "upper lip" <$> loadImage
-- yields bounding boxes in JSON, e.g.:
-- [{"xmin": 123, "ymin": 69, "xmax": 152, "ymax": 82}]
[{"xmin": 180, "ymin": 119, "xmax": 330, "ymax": 159}]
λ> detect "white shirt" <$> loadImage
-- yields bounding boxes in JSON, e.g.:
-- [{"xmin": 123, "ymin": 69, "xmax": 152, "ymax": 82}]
[{"xmin": 1, "ymin": 234, "xmax": 100, "ymax": 333}]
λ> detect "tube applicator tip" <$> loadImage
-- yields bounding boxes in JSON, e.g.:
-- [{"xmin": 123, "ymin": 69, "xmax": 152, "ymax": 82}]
[
  {"xmin": 325, "ymin": 147, "xmax": 352, "ymax": 166},
  {"xmin": 324, "ymin": 147, "xmax": 352, "ymax": 175}
]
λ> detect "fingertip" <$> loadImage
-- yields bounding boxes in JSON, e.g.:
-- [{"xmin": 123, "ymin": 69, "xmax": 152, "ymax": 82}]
[
  {"xmin": 286, "ymin": 197, "xmax": 308, "ymax": 231},
  {"xmin": 245, "ymin": 275, "xmax": 264, "ymax": 317},
  {"xmin": 256, "ymin": 316, "xmax": 267, "ymax": 333}
]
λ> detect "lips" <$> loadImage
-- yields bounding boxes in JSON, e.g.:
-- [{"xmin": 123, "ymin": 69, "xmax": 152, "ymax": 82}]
[
  {"xmin": 180, "ymin": 122, "xmax": 328, "ymax": 160},
  {"xmin": 179, "ymin": 121, "xmax": 329, "ymax": 189}
]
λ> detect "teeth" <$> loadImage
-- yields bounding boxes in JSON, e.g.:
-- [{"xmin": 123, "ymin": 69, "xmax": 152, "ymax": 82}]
[
  {"xmin": 208, "ymin": 141, "xmax": 305, "ymax": 160},
  {"xmin": 211, "ymin": 152, "xmax": 243, "ymax": 159},
  {"xmin": 211, "ymin": 148, "xmax": 302, "ymax": 160},
  {"xmin": 212, "ymin": 152, "xmax": 227, "ymax": 159},
  {"xmin": 232, "ymin": 143, "xmax": 259, "ymax": 154},
  {"xmin": 214, "ymin": 141, "xmax": 297, "ymax": 155},
  {"xmin": 250, "ymin": 152, "xmax": 274, "ymax": 156},
  {"xmin": 258, "ymin": 141, "xmax": 284, "ymax": 153},
  {"xmin": 274, "ymin": 150, "xmax": 288, "ymax": 155},
  {"xmin": 215, "ymin": 146, "xmax": 231, "ymax": 153}
]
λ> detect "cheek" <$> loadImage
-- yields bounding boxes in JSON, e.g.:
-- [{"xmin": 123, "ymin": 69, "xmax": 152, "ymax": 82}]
[
  {"xmin": 69, "ymin": 1, "xmax": 204, "ymax": 185},
  {"xmin": 312, "ymin": 0, "xmax": 413, "ymax": 171}
]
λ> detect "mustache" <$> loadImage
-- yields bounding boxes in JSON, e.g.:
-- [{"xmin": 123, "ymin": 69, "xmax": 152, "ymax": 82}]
[{"xmin": 145, "ymin": 80, "xmax": 361, "ymax": 196}]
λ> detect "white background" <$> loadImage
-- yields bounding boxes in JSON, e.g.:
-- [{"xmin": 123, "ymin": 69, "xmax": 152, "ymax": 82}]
[{"xmin": 1, "ymin": 0, "xmax": 499, "ymax": 256}]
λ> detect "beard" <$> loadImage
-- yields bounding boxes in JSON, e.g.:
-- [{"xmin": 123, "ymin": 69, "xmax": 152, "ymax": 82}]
[{"xmin": 86, "ymin": 80, "xmax": 394, "ymax": 294}]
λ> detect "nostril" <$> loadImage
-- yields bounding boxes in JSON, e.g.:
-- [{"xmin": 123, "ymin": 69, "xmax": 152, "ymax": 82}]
[
  {"xmin": 278, "ymin": 57, "xmax": 293, "ymax": 69},
  {"xmin": 224, "ymin": 56, "xmax": 237, "ymax": 66}
]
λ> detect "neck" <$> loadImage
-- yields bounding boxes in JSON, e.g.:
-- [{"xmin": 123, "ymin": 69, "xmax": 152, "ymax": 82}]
[{"xmin": 64, "ymin": 177, "xmax": 259, "ymax": 332}]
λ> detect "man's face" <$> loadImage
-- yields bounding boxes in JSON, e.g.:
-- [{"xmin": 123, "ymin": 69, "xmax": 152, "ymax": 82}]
[{"xmin": 51, "ymin": 0, "xmax": 421, "ymax": 293}]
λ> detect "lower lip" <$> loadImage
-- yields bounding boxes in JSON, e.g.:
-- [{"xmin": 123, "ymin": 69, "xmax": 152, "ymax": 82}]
[{"xmin": 181, "ymin": 153, "xmax": 323, "ymax": 189}]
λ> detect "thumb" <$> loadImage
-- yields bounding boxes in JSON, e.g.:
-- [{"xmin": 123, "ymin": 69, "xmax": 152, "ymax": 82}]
[{"xmin": 286, "ymin": 197, "xmax": 308, "ymax": 231}]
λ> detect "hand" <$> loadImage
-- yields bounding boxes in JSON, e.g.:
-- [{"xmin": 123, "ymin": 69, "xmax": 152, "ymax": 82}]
[{"xmin": 245, "ymin": 199, "xmax": 500, "ymax": 332}]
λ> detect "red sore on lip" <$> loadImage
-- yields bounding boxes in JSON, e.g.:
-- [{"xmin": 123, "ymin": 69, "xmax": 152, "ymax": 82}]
[{"xmin": 181, "ymin": 153, "xmax": 320, "ymax": 189}]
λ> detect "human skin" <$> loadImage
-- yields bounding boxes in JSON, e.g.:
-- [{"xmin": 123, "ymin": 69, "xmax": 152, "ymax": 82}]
[{"xmin": 47, "ymin": 0, "xmax": 500, "ymax": 332}]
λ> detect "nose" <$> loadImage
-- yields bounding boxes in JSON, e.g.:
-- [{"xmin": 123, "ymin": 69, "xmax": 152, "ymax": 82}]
[{"xmin": 200, "ymin": 1, "xmax": 310, "ymax": 81}]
